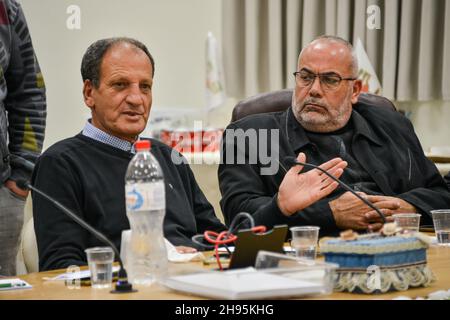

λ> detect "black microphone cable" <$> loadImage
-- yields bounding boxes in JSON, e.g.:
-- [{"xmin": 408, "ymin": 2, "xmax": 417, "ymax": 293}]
[
  {"xmin": 18, "ymin": 179, "xmax": 136, "ymax": 293},
  {"xmin": 283, "ymin": 156, "xmax": 386, "ymax": 224}
]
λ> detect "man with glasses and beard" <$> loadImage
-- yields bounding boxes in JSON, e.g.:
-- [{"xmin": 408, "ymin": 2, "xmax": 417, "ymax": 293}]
[{"xmin": 219, "ymin": 35, "xmax": 450, "ymax": 237}]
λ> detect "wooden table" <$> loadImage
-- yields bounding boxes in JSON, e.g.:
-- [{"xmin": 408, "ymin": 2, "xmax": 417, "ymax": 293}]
[{"xmin": 1, "ymin": 244, "xmax": 450, "ymax": 300}]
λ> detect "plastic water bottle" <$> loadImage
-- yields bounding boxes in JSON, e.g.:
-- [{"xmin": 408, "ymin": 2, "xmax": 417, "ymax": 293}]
[{"xmin": 125, "ymin": 140, "xmax": 168, "ymax": 285}]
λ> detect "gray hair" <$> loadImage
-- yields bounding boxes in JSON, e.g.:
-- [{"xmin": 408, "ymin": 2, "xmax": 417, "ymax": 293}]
[
  {"xmin": 301, "ymin": 35, "xmax": 359, "ymax": 77},
  {"xmin": 81, "ymin": 37, "xmax": 155, "ymax": 88}
]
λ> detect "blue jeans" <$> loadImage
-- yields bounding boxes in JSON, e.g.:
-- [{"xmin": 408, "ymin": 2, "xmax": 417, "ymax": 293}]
[{"xmin": 0, "ymin": 185, "xmax": 25, "ymax": 276}]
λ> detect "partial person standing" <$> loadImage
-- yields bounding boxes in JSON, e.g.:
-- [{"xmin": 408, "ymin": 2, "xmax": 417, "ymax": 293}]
[{"xmin": 0, "ymin": 0, "xmax": 46, "ymax": 276}]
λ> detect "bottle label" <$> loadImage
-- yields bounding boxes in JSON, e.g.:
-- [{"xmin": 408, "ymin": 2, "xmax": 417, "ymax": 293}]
[{"xmin": 126, "ymin": 181, "xmax": 165, "ymax": 211}]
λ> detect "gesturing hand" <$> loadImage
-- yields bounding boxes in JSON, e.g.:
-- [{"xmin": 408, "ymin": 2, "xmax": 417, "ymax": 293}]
[{"xmin": 277, "ymin": 153, "xmax": 347, "ymax": 216}]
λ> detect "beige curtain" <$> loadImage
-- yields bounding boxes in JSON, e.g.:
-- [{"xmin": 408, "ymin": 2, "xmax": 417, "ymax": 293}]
[{"xmin": 223, "ymin": 0, "xmax": 450, "ymax": 101}]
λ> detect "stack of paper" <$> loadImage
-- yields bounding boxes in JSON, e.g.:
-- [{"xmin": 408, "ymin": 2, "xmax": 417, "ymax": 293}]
[{"xmin": 163, "ymin": 267, "xmax": 324, "ymax": 300}]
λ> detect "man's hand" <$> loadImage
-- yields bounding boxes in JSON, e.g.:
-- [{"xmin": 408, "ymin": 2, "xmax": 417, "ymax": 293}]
[
  {"xmin": 277, "ymin": 153, "xmax": 347, "ymax": 216},
  {"xmin": 5, "ymin": 179, "xmax": 29, "ymax": 198},
  {"xmin": 329, "ymin": 191, "xmax": 374, "ymax": 230},
  {"xmin": 364, "ymin": 195, "xmax": 416, "ymax": 230},
  {"xmin": 330, "ymin": 192, "xmax": 405, "ymax": 231}
]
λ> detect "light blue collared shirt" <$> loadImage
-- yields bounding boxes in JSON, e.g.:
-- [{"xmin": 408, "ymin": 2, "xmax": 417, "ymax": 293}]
[{"xmin": 82, "ymin": 120, "xmax": 136, "ymax": 154}]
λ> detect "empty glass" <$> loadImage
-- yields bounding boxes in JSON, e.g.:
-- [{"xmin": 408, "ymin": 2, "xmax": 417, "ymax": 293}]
[
  {"xmin": 392, "ymin": 213, "xmax": 421, "ymax": 233},
  {"xmin": 290, "ymin": 226, "xmax": 320, "ymax": 260}
]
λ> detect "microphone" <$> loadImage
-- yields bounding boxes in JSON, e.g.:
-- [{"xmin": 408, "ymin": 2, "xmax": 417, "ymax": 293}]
[
  {"xmin": 17, "ymin": 179, "xmax": 136, "ymax": 294},
  {"xmin": 284, "ymin": 156, "xmax": 386, "ymax": 224}
]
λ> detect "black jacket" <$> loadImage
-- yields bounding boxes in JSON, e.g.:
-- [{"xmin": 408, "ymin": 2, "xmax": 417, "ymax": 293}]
[
  {"xmin": 218, "ymin": 103, "xmax": 450, "ymax": 236},
  {"xmin": 33, "ymin": 134, "xmax": 225, "ymax": 271},
  {"xmin": 445, "ymin": 172, "xmax": 450, "ymax": 191}
]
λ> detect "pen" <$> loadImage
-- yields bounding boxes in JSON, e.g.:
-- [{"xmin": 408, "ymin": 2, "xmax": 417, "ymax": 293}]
[{"xmin": 0, "ymin": 282, "xmax": 26, "ymax": 288}]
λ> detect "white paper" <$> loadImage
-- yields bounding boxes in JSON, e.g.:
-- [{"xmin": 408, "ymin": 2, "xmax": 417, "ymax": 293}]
[
  {"xmin": 164, "ymin": 239, "xmax": 205, "ymax": 263},
  {"xmin": 45, "ymin": 265, "xmax": 120, "ymax": 281},
  {"xmin": 121, "ymin": 229, "xmax": 204, "ymax": 264},
  {"xmin": 218, "ymin": 245, "xmax": 294, "ymax": 254},
  {"xmin": 163, "ymin": 267, "xmax": 324, "ymax": 300}
]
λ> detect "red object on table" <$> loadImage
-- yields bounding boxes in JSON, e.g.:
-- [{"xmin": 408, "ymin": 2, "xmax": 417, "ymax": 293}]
[{"xmin": 160, "ymin": 128, "xmax": 223, "ymax": 153}]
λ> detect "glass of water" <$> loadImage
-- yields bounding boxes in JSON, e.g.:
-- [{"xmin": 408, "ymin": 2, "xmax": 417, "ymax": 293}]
[
  {"xmin": 85, "ymin": 247, "xmax": 114, "ymax": 289},
  {"xmin": 431, "ymin": 210, "xmax": 450, "ymax": 246},
  {"xmin": 392, "ymin": 213, "xmax": 421, "ymax": 233},
  {"xmin": 290, "ymin": 226, "xmax": 320, "ymax": 260}
]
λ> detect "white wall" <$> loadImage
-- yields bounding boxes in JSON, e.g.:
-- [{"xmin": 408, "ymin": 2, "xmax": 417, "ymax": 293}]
[
  {"xmin": 17, "ymin": 0, "xmax": 450, "ymax": 218},
  {"xmin": 395, "ymin": 101, "xmax": 450, "ymax": 152},
  {"xmin": 19, "ymin": 0, "xmax": 450, "ymax": 153},
  {"xmin": 20, "ymin": 0, "xmax": 225, "ymax": 149}
]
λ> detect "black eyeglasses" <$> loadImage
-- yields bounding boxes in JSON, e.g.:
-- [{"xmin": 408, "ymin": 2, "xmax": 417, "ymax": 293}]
[{"xmin": 293, "ymin": 69, "xmax": 357, "ymax": 91}]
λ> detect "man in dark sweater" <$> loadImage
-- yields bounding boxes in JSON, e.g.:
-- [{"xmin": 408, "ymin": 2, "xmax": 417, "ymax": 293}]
[
  {"xmin": 32, "ymin": 37, "xmax": 225, "ymax": 271},
  {"xmin": 219, "ymin": 35, "xmax": 450, "ymax": 237}
]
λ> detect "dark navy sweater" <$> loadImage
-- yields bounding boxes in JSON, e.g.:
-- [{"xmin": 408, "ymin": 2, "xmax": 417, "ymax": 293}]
[{"xmin": 32, "ymin": 134, "xmax": 225, "ymax": 271}]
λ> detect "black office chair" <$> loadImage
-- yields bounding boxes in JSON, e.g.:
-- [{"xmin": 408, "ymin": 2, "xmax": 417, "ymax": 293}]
[
  {"xmin": 445, "ymin": 171, "xmax": 450, "ymax": 190},
  {"xmin": 231, "ymin": 89, "xmax": 396, "ymax": 122}
]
